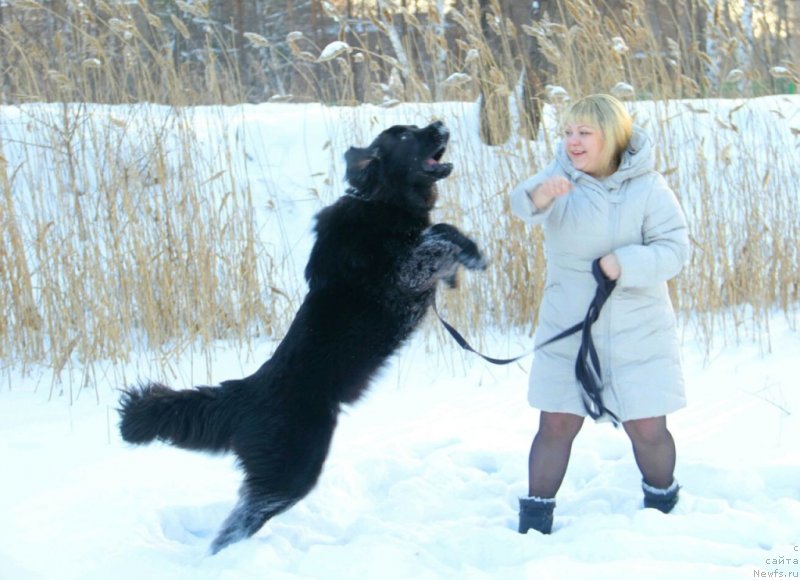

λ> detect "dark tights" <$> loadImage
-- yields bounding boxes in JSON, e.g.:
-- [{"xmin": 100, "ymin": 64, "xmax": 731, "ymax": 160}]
[
  {"xmin": 528, "ymin": 411, "xmax": 676, "ymax": 498},
  {"xmin": 623, "ymin": 416, "xmax": 676, "ymax": 489},
  {"xmin": 528, "ymin": 412, "xmax": 584, "ymax": 498}
]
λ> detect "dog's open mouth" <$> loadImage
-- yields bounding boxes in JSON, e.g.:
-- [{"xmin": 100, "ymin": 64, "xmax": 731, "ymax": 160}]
[{"xmin": 423, "ymin": 141, "xmax": 453, "ymax": 176}]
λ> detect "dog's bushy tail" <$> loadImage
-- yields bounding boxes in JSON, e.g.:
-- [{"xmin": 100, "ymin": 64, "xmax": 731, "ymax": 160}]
[{"xmin": 118, "ymin": 382, "xmax": 234, "ymax": 453}]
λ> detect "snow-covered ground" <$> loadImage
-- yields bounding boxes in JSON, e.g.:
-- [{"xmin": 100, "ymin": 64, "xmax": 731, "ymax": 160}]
[
  {"xmin": 1, "ymin": 316, "xmax": 798, "ymax": 579},
  {"xmin": 1, "ymin": 97, "xmax": 798, "ymax": 579}
]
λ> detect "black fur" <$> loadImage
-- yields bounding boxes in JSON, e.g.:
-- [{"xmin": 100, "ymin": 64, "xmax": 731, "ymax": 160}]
[{"xmin": 118, "ymin": 121, "xmax": 486, "ymax": 554}]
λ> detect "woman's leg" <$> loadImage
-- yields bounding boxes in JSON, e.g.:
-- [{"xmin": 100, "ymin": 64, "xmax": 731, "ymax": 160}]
[
  {"xmin": 528, "ymin": 411, "xmax": 585, "ymax": 498},
  {"xmin": 519, "ymin": 411, "xmax": 584, "ymax": 534},
  {"xmin": 623, "ymin": 416, "xmax": 676, "ymax": 489}
]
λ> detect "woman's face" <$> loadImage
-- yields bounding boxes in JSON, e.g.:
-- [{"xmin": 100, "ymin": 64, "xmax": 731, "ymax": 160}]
[{"xmin": 563, "ymin": 122, "xmax": 608, "ymax": 177}]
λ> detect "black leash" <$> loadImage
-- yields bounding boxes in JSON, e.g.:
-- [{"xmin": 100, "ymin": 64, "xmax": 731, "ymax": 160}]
[{"xmin": 435, "ymin": 258, "xmax": 620, "ymax": 423}]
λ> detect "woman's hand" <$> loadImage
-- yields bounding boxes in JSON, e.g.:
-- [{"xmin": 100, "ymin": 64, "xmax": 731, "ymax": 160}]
[
  {"xmin": 599, "ymin": 253, "xmax": 621, "ymax": 281},
  {"xmin": 529, "ymin": 176, "xmax": 572, "ymax": 210}
]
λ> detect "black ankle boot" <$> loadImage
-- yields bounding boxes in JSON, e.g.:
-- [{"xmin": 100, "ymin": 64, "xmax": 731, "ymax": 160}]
[
  {"xmin": 518, "ymin": 496, "xmax": 555, "ymax": 534},
  {"xmin": 642, "ymin": 480, "xmax": 680, "ymax": 513}
]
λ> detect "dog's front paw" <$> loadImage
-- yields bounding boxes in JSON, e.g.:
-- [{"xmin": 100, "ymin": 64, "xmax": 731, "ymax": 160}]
[{"xmin": 426, "ymin": 224, "xmax": 488, "ymax": 271}]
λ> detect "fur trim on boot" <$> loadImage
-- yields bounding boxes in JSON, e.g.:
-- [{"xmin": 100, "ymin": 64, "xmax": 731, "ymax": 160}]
[
  {"xmin": 518, "ymin": 496, "xmax": 555, "ymax": 534},
  {"xmin": 642, "ymin": 479, "xmax": 680, "ymax": 513}
]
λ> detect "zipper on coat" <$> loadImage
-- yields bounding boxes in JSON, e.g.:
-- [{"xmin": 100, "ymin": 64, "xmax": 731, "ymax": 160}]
[{"xmin": 605, "ymin": 185, "xmax": 625, "ymax": 418}]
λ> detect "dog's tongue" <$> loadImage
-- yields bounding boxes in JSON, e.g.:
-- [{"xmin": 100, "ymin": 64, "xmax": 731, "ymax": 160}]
[{"xmin": 426, "ymin": 158, "xmax": 438, "ymax": 166}]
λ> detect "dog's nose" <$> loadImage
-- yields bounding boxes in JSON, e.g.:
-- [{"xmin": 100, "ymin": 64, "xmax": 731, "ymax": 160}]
[{"xmin": 430, "ymin": 120, "xmax": 448, "ymax": 138}]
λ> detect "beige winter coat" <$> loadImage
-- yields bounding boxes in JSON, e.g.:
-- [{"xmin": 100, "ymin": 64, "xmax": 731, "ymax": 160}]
[{"xmin": 510, "ymin": 129, "xmax": 689, "ymax": 421}]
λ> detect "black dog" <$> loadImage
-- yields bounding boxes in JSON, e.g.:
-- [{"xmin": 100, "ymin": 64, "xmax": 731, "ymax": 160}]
[{"xmin": 118, "ymin": 121, "xmax": 486, "ymax": 554}]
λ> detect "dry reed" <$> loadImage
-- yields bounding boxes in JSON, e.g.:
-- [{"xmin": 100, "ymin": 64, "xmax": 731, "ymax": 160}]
[{"xmin": 0, "ymin": 0, "xmax": 797, "ymax": 392}]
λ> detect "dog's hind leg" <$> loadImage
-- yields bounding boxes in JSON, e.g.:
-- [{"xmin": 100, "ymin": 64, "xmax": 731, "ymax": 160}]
[
  {"xmin": 209, "ymin": 480, "xmax": 299, "ymax": 555},
  {"xmin": 209, "ymin": 406, "xmax": 337, "ymax": 554}
]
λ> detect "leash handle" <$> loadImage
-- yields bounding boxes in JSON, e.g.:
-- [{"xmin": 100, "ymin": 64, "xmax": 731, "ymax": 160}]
[{"xmin": 573, "ymin": 259, "xmax": 620, "ymax": 423}]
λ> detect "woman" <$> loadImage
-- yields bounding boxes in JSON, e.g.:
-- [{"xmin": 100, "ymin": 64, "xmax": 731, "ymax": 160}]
[{"xmin": 509, "ymin": 94, "xmax": 689, "ymax": 534}]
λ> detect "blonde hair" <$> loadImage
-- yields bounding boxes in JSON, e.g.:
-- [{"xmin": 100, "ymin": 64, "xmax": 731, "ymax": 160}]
[{"xmin": 562, "ymin": 94, "xmax": 633, "ymax": 173}]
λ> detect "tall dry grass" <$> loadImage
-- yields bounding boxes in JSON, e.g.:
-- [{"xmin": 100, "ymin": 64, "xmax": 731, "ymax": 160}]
[
  {"xmin": 0, "ymin": 0, "xmax": 798, "ymax": 393},
  {"xmin": 0, "ymin": 2, "xmax": 291, "ymax": 398},
  {"xmin": 0, "ymin": 101, "xmax": 296, "ymax": 399}
]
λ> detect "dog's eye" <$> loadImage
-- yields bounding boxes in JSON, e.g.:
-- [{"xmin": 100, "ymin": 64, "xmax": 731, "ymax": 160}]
[{"xmin": 399, "ymin": 133, "xmax": 409, "ymax": 141}]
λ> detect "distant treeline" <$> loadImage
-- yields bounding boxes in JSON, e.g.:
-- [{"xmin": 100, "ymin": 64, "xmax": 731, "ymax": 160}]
[{"xmin": 1, "ymin": 0, "xmax": 797, "ymax": 109}]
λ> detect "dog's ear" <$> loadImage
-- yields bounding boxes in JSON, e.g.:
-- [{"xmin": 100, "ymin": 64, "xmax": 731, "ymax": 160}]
[{"xmin": 345, "ymin": 146, "xmax": 379, "ymax": 191}]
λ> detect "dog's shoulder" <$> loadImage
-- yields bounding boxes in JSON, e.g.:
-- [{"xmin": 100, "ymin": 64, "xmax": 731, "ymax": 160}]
[
  {"xmin": 312, "ymin": 196, "xmax": 380, "ymax": 252},
  {"xmin": 304, "ymin": 196, "xmax": 425, "ymax": 290}
]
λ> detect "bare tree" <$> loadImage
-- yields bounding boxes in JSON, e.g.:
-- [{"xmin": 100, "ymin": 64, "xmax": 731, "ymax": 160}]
[{"xmin": 790, "ymin": 1, "xmax": 800, "ymax": 74}]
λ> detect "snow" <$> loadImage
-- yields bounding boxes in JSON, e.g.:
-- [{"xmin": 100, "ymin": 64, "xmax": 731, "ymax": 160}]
[
  {"xmin": 1, "ymin": 97, "xmax": 799, "ymax": 579},
  {"xmin": 317, "ymin": 41, "xmax": 351, "ymax": 62}
]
